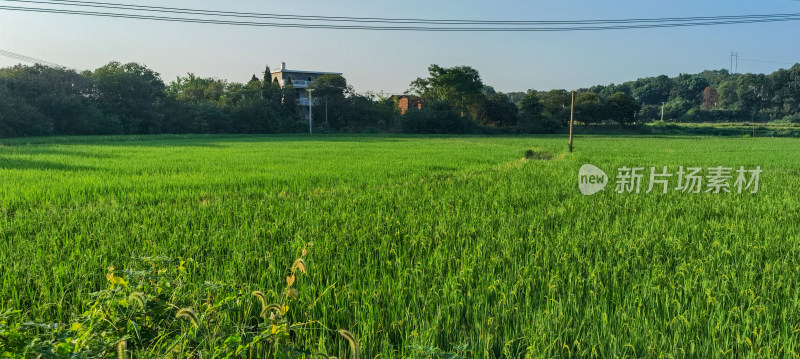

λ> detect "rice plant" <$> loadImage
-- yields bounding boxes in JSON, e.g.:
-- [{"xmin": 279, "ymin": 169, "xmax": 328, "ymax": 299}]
[{"xmin": 1, "ymin": 134, "xmax": 799, "ymax": 357}]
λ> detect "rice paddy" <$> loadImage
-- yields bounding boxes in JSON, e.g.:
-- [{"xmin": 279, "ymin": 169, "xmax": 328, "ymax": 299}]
[{"xmin": 1, "ymin": 134, "xmax": 799, "ymax": 358}]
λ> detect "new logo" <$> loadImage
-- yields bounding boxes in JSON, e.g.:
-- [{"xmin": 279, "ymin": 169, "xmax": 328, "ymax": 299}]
[{"xmin": 578, "ymin": 164, "xmax": 608, "ymax": 196}]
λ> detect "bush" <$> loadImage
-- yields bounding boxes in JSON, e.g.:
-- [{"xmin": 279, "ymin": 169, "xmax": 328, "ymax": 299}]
[
  {"xmin": 663, "ymin": 99, "xmax": 693, "ymax": 121},
  {"xmin": 518, "ymin": 116, "xmax": 562, "ymax": 134},
  {"xmin": 400, "ymin": 101, "xmax": 475, "ymax": 134},
  {"xmin": 0, "ymin": 84, "xmax": 52, "ymax": 137},
  {"xmin": 782, "ymin": 113, "xmax": 800, "ymax": 123},
  {"xmin": 678, "ymin": 108, "xmax": 748, "ymax": 122}
]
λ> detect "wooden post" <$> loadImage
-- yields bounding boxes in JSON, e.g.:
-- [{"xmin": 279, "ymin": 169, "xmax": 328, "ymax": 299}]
[{"xmin": 569, "ymin": 90, "xmax": 575, "ymax": 153}]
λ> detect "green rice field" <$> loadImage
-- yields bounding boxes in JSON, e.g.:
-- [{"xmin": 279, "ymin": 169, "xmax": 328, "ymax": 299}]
[{"xmin": 1, "ymin": 134, "xmax": 799, "ymax": 358}]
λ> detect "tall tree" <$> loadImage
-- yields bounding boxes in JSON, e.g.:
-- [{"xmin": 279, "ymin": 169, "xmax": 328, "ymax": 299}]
[
  {"xmin": 91, "ymin": 62, "xmax": 165, "ymax": 134},
  {"xmin": 632, "ymin": 75, "xmax": 674, "ymax": 105},
  {"xmin": 0, "ymin": 82, "xmax": 50, "ymax": 136},
  {"xmin": 574, "ymin": 92, "xmax": 605, "ymax": 126},
  {"xmin": 606, "ymin": 92, "xmax": 641, "ymax": 125},
  {"xmin": 261, "ymin": 64, "xmax": 281, "ymax": 102},
  {"xmin": 281, "ymin": 81, "xmax": 297, "ymax": 115},
  {"xmin": 309, "ymin": 74, "xmax": 351, "ymax": 129},
  {"xmin": 736, "ymin": 73, "xmax": 769, "ymax": 120},
  {"xmin": 671, "ymin": 73, "xmax": 709, "ymax": 104},
  {"xmin": 166, "ymin": 74, "xmax": 226, "ymax": 105},
  {"xmin": 476, "ymin": 93, "xmax": 518, "ymax": 127},
  {"xmin": 518, "ymin": 90, "xmax": 560, "ymax": 132},
  {"xmin": 539, "ymin": 89, "xmax": 572, "ymax": 125},
  {"xmin": 0, "ymin": 64, "xmax": 112, "ymax": 134},
  {"xmin": 409, "ymin": 64, "xmax": 485, "ymax": 119}
]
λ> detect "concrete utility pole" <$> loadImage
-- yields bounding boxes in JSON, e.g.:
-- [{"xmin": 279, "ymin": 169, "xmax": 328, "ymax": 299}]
[
  {"xmin": 307, "ymin": 89, "xmax": 314, "ymax": 134},
  {"xmin": 569, "ymin": 90, "xmax": 575, "ymax": 153},
  {"xmin": 661, "ymin": 102, "xmax": 666, "ymax": 122}
]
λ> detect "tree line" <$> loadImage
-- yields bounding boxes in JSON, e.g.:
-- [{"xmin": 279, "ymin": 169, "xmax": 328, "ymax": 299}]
[
  {"xmin": 401, "ymin": 63, "xmax": 800, "ymax": 134},
  {"xmin": 1, "ymin": 61, "xmax": 798, "ymax": 137},
  {"xmin": 0, "ymin": 62, "xmax": 397, "ymax": 137}
]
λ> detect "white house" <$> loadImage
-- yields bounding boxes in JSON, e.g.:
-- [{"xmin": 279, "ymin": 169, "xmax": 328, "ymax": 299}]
[{"xmin": 269, "ymin": 62, "xmax": 342, "ymax": 120}]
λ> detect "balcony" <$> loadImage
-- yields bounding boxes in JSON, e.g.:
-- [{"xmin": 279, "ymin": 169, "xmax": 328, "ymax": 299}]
[{"xmin": 290, "ymin": 80, "xmax": 310, "ymax": 88}]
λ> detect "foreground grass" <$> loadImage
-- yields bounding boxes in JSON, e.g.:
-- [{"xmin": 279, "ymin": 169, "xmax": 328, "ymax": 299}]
[{"xmin": 1, "ymin": 134, "xmax": 799, "ymax": 357}]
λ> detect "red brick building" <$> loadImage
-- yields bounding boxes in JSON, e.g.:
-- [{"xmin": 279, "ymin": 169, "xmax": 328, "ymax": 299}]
[{"xmin": 393, "ymin": 95, "xmax": 425, "ymax": 115}]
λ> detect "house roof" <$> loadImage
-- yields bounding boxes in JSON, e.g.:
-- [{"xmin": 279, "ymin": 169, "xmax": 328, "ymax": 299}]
[{"xmin": 270, "ymin": 68, "xmax": 342, "ymax": 76}]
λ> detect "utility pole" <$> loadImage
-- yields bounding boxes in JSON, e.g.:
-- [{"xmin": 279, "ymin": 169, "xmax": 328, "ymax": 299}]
[
  {"xmin": 307, "ymin": 89, "xmax": 314, "ymax": 134},
  {"xmin": 569, "ymin": 90, "xmax": 575, "ymax": 153},
  {"xmin": 661, "ymin": 102, "xmax": 665, "ymax": 122},
  {"xmin": 730, "ymin": 51, "xmax": 739, "ymax": 73}
]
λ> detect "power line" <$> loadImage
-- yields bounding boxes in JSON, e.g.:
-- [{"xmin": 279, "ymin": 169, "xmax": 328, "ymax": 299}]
[
  {"xmin": 0, "ymin": 2, "xmax": 799, "ymax": 31},
  {"xmin": 4, "ymin": 0, "xmax": 800, "ymax": 26},
  {"xmin": 0, "ymin": 48, "xmax": 71, "ymax": 69},
  {"xmin": 740, "ymin": 58, "xmax": 796, "ymax": 65}
]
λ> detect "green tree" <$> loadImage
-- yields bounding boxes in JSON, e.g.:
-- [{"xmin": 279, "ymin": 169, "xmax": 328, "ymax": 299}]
[
  {"xmin": 476, "ymin": 93, "xmax": 518, "ymax": 127},
  {"xmin": 0, "ymin": 82, "xmax": 50, "ymax": 137},
  {"xmin": 518, "ymin": 91, "xmax": 544, "ymax": 123},
  {"xmin": 638, "ymin": 104, "xmax": 661, "ymax": 122},
  {"xmin": 539, "ymin": 89, "xmax": 572, "ymax": 125},
  {"xmin": 671, "ymin": 74, "xmax": 710, "ymax": 104},
  {"xmin": 309, "ymin": 74, "xmax": 351, "ymax": 129},
  {"xmin": 261, "ymin": 65, "xmax": 282, "ymax": 103},
  {"xmin": 717, "ymin": 80, "xmax": 740, "ymax": 109},
  {"xmin": 0, "ymin": 64, "xmax": 116, "ymax": 135},
  {"xmin": 518, "ymin": 90, "xmax": 560, "ymax": 133},
  {"xmin": 400, "ymin": 101, "xmax": 471, "ymax": 134},
  {"xmin": 736, "ymin": 73, "xmax": 770, "ymax": 121},
  {"xmin": 281, "ymin": 81, "xmax": 297, "ymax": 115},
  {"xmin": 166, "ymin": 74, "xmax": 226, "ymax": 105},
  {"xmin": 91, "ymin": 62, "xmax": 166, "ymax": 134},
  {"xmin": 409, "ymin": 64, "xmax": 485, "ymax": 119},
  {"xmin": 342, "ymin": 93, "xmax": 383, "ymax": 131},
  {"xmin": 632, "ymin": 75, "xmax": 674, "ymax": 105},
  {"xmin": 574, "ymin": 92, "xmax": 605, "ymax": 126},
  {"xmin": 606, "ymin": 92, "xmax": 641, "ymax": 125},
  {"xmin": 768, "ymin": 64, "xmax": 800, "ymax": 117}
]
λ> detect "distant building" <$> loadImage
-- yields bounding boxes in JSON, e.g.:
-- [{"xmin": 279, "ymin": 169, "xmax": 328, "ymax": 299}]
[
  {"xmin": 392, "ymin": 95, "xmax": 425, "ymax": 115},
  {"xmin": 269, "ymin": 62, "xmax": 342, "ymax": 120}
]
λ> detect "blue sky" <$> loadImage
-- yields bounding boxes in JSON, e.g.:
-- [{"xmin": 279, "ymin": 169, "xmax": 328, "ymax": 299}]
[{"xmin": 0, "ymin": 0, "xmax": 798, "ymax": 94}]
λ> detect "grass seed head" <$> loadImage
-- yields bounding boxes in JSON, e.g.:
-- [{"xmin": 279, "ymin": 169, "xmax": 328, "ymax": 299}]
[
  {"xmin": 293, "ymin": 258, "xmax": 307, "ymax": 274},
  {"xmin": 252, "ymin": 290, "xmax": 267, "ymax": 308},
  {"xmin": 128, "ymin": 292, "xmax": 146, "ymax": 310},
  {"xmin": 286, "ymin": 287, "xmax": 300, "ymax": 300},
  {"xmin": 261, "ymin": 303, "xmax": 282, "ymax": 318},
  {"xmin": 117, "ymin": 340, "xmax": 126, "ymax": 359},
  {"xmin": 337, "ymin": 329, "xmax": 359, "ymax": 359},
  {"xmin": 175, "ymin": 307, "xmax": 199, "ymax": 328}
]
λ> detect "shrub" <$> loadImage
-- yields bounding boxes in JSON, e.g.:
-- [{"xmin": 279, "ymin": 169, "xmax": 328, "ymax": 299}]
[
  {"xmin": 400, "ymin": 101, "xmax": 474, "ymax": 134},
  {"xmin": 782, "ymin": 113, "xmax": 800, "ymax": 123}
]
